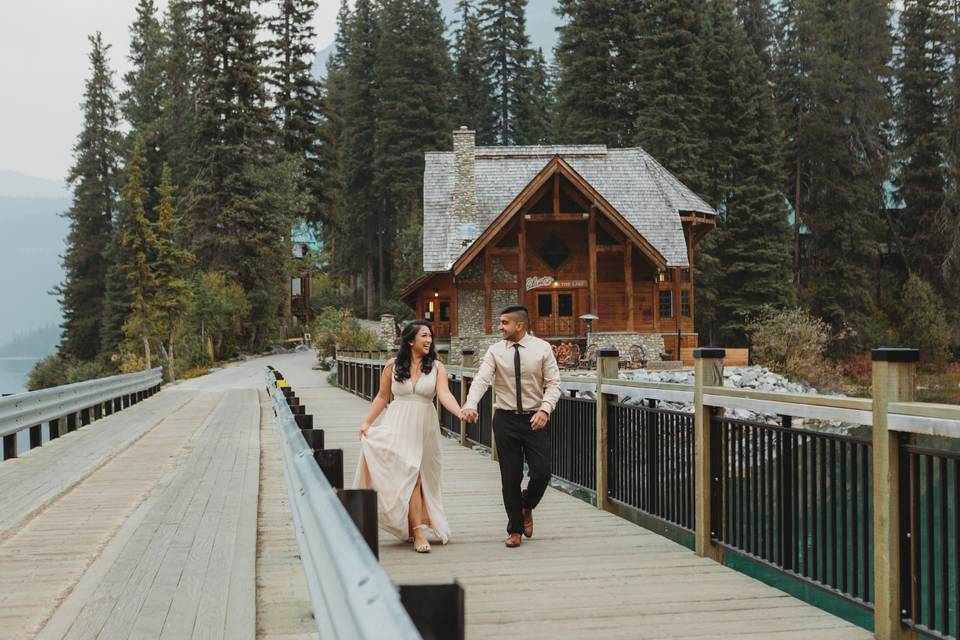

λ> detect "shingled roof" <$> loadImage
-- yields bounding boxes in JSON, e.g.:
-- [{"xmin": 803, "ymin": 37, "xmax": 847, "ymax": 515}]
[{"xmin": 422, "ymin": 144, "xmax": 716, "ymax": 272}]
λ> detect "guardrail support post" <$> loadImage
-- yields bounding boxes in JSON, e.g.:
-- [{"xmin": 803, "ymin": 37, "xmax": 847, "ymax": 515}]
[
  {"xmin": 400, "ymin": 582, "xmax": 465, "ymax": 640},
  {"xmin": 694, "ymin": 348, "xmax": 725, "ymax": 561},
  {"xmin": 315, "ymin": 449, "xmax": 344, "ymax": 489},
  {"xmin": 459, "ymin": 350, "xmax": 475, "ymax": 446},
  {"xmin": 29, "ymin": 425, "xmax": 42, "ymax": 450},
  {"xmin": 49, "ymin": 418, "xmax": 61, "ymax": 440},
  {"xmin": 595, "ymin": 348, "xmax": 619, "ymax": 511},
  {"xmin": 3, "ymin": 433, "xmax": 16, "ymax": 460},
  {"xmin": 294, "ymin": 413, "xmax": 314, "ymax": 429},
  {"xmin": 67, "ymin": 412, "xmax": 78, "ymax": 433},
  {"xmin": 337, "ymin": 489, "xmax": 379, "ymax": 559},
  {"xmin": 301, "ymin": 428, "xmax": 324, "ymax": 450},
  {"xmin": 872, "ymin": 347, "xmax": 919, "ymax": 640}
]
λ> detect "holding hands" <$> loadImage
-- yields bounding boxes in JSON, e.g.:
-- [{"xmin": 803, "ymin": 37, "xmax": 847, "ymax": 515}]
[{"xmin": 460, "ymin": 408, "xmax": 479, "ymax": 423}]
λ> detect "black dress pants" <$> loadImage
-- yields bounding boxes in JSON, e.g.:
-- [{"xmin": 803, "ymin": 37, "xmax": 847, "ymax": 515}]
[{"xmin": 493, "ymin": 410, "xmax": 551, "ymax": 534}]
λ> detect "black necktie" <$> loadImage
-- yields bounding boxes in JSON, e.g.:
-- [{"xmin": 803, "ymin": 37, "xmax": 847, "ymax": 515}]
[{"xmin": 513, "ymin": 343, "xmax": 523, "ymax": 412}]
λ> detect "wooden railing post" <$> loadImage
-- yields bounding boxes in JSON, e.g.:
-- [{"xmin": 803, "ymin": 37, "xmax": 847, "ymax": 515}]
[
  {"xmin": 595, "ymin": 348, "xmax": 619, "ymax": 511},
  {"xmin": 694, "ymin": 348, "xmax": 725, "ymax": 560},
  {"xmin": 872, "ymin": 347, "xmax": 918, "ymax": 640},
  {"xmin": 460, "ymin": 350, "xmax": 475, "ymax": 446}
]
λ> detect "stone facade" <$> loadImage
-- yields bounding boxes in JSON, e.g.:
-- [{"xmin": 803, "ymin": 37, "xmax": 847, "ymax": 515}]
[
  {"xmin": 460, "ymin": 259, "xmax": 483, "ymax": 283},
  {"xmin": 491, "ymin": 256, "xmax": 517, "ymax": 283},
  {"xmin": 378, "ymin": 314, "xmax": 397, "ymax": 348},
  {"xmin": 457, "ymin": 288, "xmax": 484, "ymax": 335},
  {"xmin": 491, "ymin": 289, "xmax": 518, "ymax": 323},
  {"xmin": 449, "ymin": 335, "xmax": 502, "ymax": 365},
  {"xmin": 452, "ymin": 127, "xmax": 479, "ymax": 247},
  {"xmin": 588, "ymin": 332, "xmax": 665, "ymax": 362}
]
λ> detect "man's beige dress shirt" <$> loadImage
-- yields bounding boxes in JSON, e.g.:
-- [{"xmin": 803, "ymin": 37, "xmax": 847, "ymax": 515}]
[{"xmin": 463, "ymin": 333, "xmax": 561, "ymax": 415}]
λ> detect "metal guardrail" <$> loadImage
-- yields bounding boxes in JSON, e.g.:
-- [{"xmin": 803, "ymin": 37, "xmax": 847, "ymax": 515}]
[
  {"xmin": 0, "ymin": 368, "xmax": 163, "ymax": 440},
  {"xmin": 267, "ymin": 371, "xmax": 421, "ymax": 640}
]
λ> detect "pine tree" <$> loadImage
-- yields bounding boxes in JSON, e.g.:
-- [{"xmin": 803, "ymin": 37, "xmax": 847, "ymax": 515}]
[
  {"xmin": 634, "ymin": 0, "xmax": 709, "ymax": 194},
  {"xmin": 774, "ymin": 0, "xmax": 893, "ymax": 345},
  {"xmin": 942, "ymin": 2, "xmax": 960, "ymax": 293},
  {"xmin": 697, "ymin": 0, "xmax": 793, "ymax": 345},
  {"xmin": 57, "ymin": 33, "xmax": 122, "ymax": 362},
  {"xmin": 554, "ymin": 0, "xmax": 642, "ymax": 146},
  {"xmin": 187, "ymin": 0, "xmax": 293, "ymax": 344},
  {"xmin": 337, "ymin": 0, "xmax": 380, "ymax": 316},
  {"xmin": 118, "ymin": 137, "xmax": 158, "ymax": 368},
  {"xmin": 374, "ymin": 0, "xmax": 452, "ymax": 301},
  {"xmin": 101, "ymin": 0, "xmax": 168, "ymax": 360},
  {"xmin": 157, "ymin": 0, "xmax": 197, "ymax": 192},
  {"xmin": 893, "ymin": 0, "xmax": 951, "ymax": 289},
  {"xmin": 735, "ymin": 0, "xmax": 775, "ymax": 70},
  {"xmin": 513, "ymin": 47, "xmax": 552, "ymax": 144},
  {"xmin": 122, "ymin": 0, "xmax": 166, "ymax": 209},
  {"xmin": 451, "ymin": 0, "xmax": 496, "ymax": 143},
  {"xmin": 264, "ymin": 0, "xmax": 329, "ymax": 226},
  {"xmin": 478, "ymin": 0, "xmax": 537, "ymax": 144},
  {"xmin": 153, "ymin": 163, "xmax": 194, "ymax": 380}
]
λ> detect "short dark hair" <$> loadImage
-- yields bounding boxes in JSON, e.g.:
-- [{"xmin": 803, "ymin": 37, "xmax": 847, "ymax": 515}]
[{"xmin": 500, "ymin": 304, "xmax": 529, "ymax": 325}]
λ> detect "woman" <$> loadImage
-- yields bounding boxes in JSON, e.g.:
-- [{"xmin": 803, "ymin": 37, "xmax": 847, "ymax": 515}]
[{"xmin": 353, "ymin": 320, "xmax": 462, "ymax": 552}]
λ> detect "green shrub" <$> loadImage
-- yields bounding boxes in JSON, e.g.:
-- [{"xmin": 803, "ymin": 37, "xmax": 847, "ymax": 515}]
[
  {"xmin": 746, "ymin": 306, "xmax": 842, "ymax": 388},
  {"xmin": 897, "ymin": 275, "xmax": 951, "ymax": 366},
  {"xmin": 27, "ymin": 354, "xmax": 68, "ymax": 390},
  {"xmin": 310, "ymin": 308, "xmax": 384, "ymax": 358}
]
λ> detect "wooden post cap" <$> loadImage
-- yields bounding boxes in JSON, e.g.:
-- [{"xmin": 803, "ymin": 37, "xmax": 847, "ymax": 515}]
[
  {"xmin": 597, "ymin": 348, "xmax": 619, "ymax": 357},
  {"xmin": 693, "ymin": 348, "xmax": 726, "ymax": 359},
  {"xmin": 871, "ymin": 348, "xmax": 919, "ymax": 362},
  {"xmin": 460, "ymin": 349, "xmax": 475, "ymax": 355}
]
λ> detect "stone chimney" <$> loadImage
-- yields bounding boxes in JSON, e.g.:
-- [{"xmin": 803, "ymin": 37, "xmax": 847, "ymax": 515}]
[{"xmin": 452, "ymin": 126, "xmax": 479, "ymax": 247}]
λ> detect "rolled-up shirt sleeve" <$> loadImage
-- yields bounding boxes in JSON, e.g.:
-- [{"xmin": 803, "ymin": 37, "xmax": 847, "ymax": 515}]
[
  {"xmin": 540, "ymin": 348, "xmax": 561, "ymax": 414},
  {"xmin": 463, "ymin": 346, "xmax": 496, "ymax": 411}
]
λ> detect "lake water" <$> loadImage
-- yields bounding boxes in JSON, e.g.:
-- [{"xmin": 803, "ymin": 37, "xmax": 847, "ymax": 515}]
[{"xmin": 0, "ymin": 359, "xmax": 33, "ymax": 395}]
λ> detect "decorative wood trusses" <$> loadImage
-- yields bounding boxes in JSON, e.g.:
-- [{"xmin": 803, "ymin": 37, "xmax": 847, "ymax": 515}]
[{"xmin": 452, "ymin": 156, "xmax": 669, "ymax": 276}]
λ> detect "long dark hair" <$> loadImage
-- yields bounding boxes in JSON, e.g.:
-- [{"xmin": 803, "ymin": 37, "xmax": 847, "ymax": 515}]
[{"xmin": 393, "ymin": 320, "xmax": 437, "ymax": 381}]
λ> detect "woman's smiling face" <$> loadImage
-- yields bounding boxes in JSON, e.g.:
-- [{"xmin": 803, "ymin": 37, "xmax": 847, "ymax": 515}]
[{"xmin": 410, "ymin": 325, "xmax": 433, "ymax": 356}]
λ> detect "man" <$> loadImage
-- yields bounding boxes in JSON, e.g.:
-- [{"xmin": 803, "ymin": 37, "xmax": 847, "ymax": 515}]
[{"xmin": 462, "ymin": 305, "xmax": 561, "ymax": 547}]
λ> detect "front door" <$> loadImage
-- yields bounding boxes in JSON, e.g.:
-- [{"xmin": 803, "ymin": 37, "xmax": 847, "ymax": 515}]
[
  {"xmin": 533, "ymin": 290, "xmax": 576, "ymax": 337},
  {"xmin": 424, "ymin": 298, "xmax": 451, "ymax": 338}
]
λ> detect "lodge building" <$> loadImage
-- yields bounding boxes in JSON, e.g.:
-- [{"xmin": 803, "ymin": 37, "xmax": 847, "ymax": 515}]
[{"xmin": 400, "ymin": 128, "xmax": 716, "ymax": 364}]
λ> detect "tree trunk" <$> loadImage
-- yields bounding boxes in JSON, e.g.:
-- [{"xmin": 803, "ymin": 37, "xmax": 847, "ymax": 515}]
[
  {"xmin": 378, "ymin": 228, "xmax": 385, "ymax": 308},
  {"xmin": 142, "ymin": 331, "xmax": 152, "ymax": 369},
  {"xmin": 366, "ymin": 255, "xmax": 375, "ymax": 319},
  {"xmin": 167, "ymin": 334, "xmax": 176, "ymax": 381}
]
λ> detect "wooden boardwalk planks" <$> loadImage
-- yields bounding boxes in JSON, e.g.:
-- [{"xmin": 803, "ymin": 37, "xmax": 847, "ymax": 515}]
[{"xmin": 273, "ymin": 352, "xmax": 874, "ymax": 640}]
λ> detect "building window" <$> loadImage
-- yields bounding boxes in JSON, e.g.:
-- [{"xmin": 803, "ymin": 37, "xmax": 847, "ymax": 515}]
[
  {"xmin": 681, "ymin": 290, "xmax": 691, "ymax": 317},
  {"xmin": 439, "ymin": 301, "xmax": 451, "ymax": 322},
  {"xmin": 659, "ymin": 290, "xmax": 673, "ymax": 319},
  {"xmin": 538, "ymin": 293, "xmax": 553, "ymax": 317},
  {"xmin": 558, "ymin": 293, "xmax": 573, "ymax": 317},
  {"xmin": 292, "ymin": 277, "xmax": 302, "ymax": 296},
  {"xmin": 681, "ymin": 268, "xmax": 691, "ymax": 283}
]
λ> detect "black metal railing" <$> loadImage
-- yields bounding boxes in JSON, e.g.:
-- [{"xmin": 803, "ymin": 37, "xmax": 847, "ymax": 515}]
[
  {"xmin": 711, "ymin": 416, "xmax": 874, "ymax": 607},
  {"xmin": 439, "ymin": 377, "xmax": 462, "ymax": 438},
  {"xmin": 900, "ymin": 441, "xmax": 960, "ymax": 639},
  {"xmin": 550, "ymin": 395, "xmax": 597, "ymax": 491},
  {"xmin": 608, "ymin": 402, "xmax": 695, "ymax": 533},
  {"xmin": 472, "ymin": 385, "xmax": 493, "ymax": 448}
]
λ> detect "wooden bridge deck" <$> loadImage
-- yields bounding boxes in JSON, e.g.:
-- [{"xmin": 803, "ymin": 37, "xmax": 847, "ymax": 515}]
[{"xmin": 0, "ymin": 352, "xmax": 872, "ymax": 639}]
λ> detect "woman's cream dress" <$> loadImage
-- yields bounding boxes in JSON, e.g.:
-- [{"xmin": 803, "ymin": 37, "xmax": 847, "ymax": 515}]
[{"xmin": 353, "ymin": 364, "xmax": 450, "ymax": 543}]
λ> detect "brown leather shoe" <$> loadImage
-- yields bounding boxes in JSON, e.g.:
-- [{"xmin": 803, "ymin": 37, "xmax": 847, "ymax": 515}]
[
  {"xmin": 522, "ymin": 507, "xmax": 533, "ymax": 538},
  {"xmin": 505, "ymin": 533, "xmax": 522, "ymax": 548}
]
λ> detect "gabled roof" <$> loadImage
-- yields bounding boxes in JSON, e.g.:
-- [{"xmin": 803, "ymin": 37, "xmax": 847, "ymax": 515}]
[{"xmin": 422, "ymin": 145, "xmax": 716, "ymax": 272}]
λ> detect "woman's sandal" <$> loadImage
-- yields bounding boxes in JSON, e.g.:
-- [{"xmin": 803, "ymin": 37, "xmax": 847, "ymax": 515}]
[{"xmin": 412, "ymin": 524, "xmax": 431, "ymax": 553}]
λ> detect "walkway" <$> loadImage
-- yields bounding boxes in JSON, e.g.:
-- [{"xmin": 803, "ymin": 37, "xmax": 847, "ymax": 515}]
[{"xmin": 0, "ymin": 351, "xmax": 874, "ymax": 639}]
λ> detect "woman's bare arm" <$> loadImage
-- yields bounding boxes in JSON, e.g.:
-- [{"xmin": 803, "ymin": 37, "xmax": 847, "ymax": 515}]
[{"xmin": 435, "ymin": 362, "xmax": 463, "ymax": 417}]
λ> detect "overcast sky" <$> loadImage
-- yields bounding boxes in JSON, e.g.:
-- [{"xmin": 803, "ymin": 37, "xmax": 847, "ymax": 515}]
[{"xmin": 0, "ymin": 1, "xmax": 341, "ymax": 183}]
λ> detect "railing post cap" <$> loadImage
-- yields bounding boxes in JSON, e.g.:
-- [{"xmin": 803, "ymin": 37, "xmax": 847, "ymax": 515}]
[
  {"xmin": 597, "ymin": 348, "xmax": 619, "ymax": 358},
  {"xmin": 693, "ymin": 348, "xmax": 726, "ymax": 359},
  {"xmin": 436, "ymin": 347, "xmax": 449, "ymax": 353},
  {"xmin": 460, "ymin": 348, "xmax": 475, "ymax": 355},
  {"xmin": 871, "ymin": 347, "xmax": 920, "ymax": 363}
]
